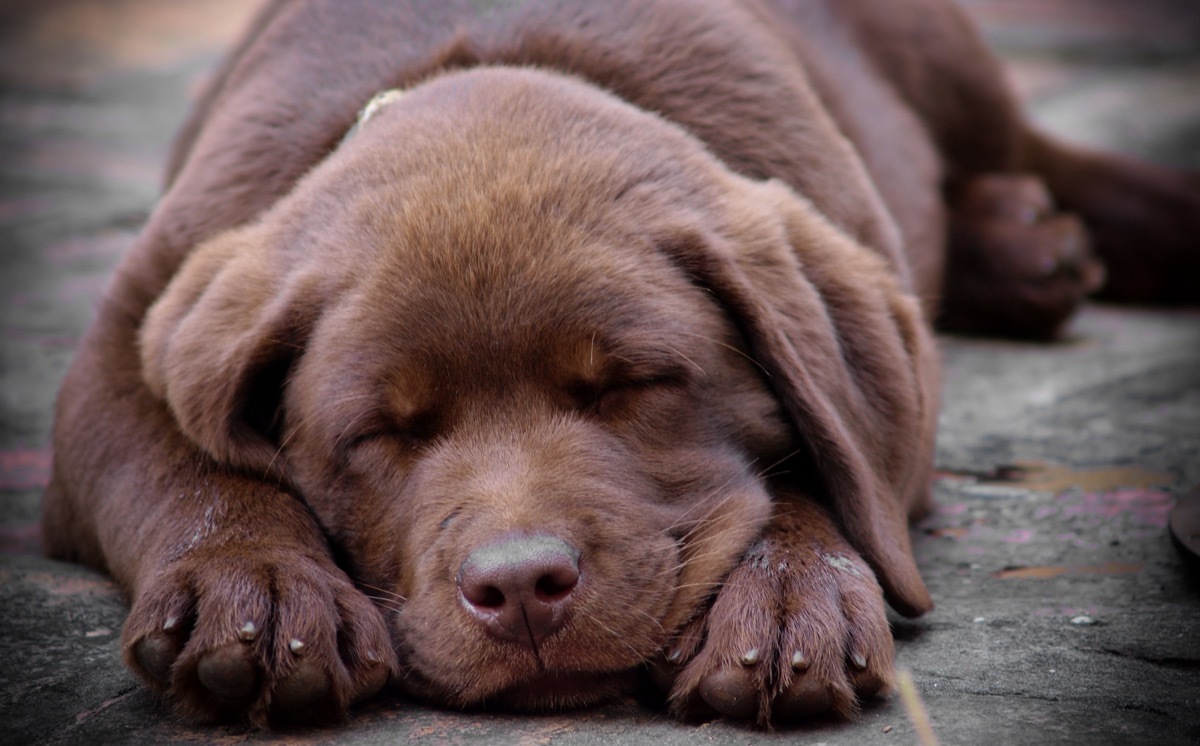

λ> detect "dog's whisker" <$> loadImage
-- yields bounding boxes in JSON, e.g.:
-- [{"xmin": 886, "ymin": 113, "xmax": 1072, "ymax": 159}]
[
  {"xmin": 630, "ymin": 606, "xmax": 667, "ymax": 635},
  {"xmin": 262, "ymin": 424, "xmax": 302, "ymax": 478},
  {"xmin": 663, "ymin": 485, "xmax": 750, "ymax": 542},
  {"xmin": 355, "ymin": 580, "xmax": 407, "ymax": 604},
  {"xmin": 671, "ymin": 329, "xmax": 771, "ymax": 378},
  {"xmin": 657, "ymin": 471, "xmax": 750, "ymax": 536},
  {"xmin": 652, "ymin": 342, "xmax": 707, "ymax": 377},
  {"xmin": 588, "ymin": 617, "xmax": 652, "ymax": 660},
  {"xmin": 331, "ymin": 407, "xmax": 381, "ymax": 450},
  {"xmin": 753, "ymin": 448, "xmax": 805, "ymax": 480},
  {"xmin": 364, "ymin": 597, "xmax": 404, "ymax": 614},
  {"xmin": 263, "ymin": 336, "xmax": 308, "ymax": 353}
]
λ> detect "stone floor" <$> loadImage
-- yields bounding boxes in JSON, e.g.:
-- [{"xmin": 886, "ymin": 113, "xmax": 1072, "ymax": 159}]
[{"xmin": 1, "ymin": 1, "xmax": 1198, "ymax": 744}]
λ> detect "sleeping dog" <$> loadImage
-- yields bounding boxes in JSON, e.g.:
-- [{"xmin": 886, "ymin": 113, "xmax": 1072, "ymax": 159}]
[{"xmin": 43, "ymin": 0, "xmax": 1198, "ymax": 727}]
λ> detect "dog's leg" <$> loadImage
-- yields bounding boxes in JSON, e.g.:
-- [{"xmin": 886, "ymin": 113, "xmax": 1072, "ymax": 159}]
[
  {"xmin": 657, "ymin": 495, "xmax": 893, "ymax": 725},
  {"xmin": 42, "ymin": 317, "xmax": 397, "ymax": 726},
  {"xmin": 1018, "ymin": 131, "xmax": 1200, "ymax": 304},
  {"xmin": 934, "ymin": 95, "xmax": 1199, "ymax": 323},
  {"xmin": 818, "ymin": 0, "xmax": 1199, "ymax": 312}
]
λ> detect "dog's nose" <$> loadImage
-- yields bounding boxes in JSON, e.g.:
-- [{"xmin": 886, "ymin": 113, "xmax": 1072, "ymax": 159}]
[{"xmin": 457, "ymin": 533, "xmax": 581, "ymax": 649}]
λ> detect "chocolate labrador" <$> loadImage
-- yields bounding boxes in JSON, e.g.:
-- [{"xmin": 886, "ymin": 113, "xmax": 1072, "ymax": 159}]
[{"xmin": 42, "ymin": 0, "xmax": 1198, "ymax": 728}]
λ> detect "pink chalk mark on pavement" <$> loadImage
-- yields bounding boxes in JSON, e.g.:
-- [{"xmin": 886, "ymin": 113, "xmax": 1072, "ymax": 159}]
[
  {"xmin": 75, "ymin": 688, "xmax": 139, "ymax": 724},
  {"xmin": 1003, "ymin": 528, "xmax": 1035, "ymax": 544},
  {"xmin": 0, "ymin": 446, "xmax": 52, "ymax": 490},
  {"xmin": 0, "ymin": 196, "xmax": 53, "ymax": 221},
  {"xmin": 59, "ymin": 273, "xmax": 109, "ymax": 303},
  {"xmin": 46, "ymin": 231, "xmax": 135, "ymax": 266},
  {"xmin": 1058, "ymin": 488, "xmax": 1172, "ymax": 528},
  {"xmin": 3, "ymin": 329, "xmax": 80, "ymax": 348},
  {"xmin": 0, "ymin": 523, "xmax": 41, "ymax": 554},
  {"xmin": 935, "ymin": 501, "xmax": 970, "ymax": 516}
]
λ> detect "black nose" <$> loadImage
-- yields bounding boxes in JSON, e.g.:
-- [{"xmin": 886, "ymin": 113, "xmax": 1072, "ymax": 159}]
[{"xmin": 457, "ymin": 533, "xmax": 581, "ymax": 649}]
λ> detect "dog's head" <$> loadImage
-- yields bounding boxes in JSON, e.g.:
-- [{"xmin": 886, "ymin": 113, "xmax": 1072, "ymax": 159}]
[{"xmin": 140, "ymin": 68, "xmax": 935, "ymax": 708}]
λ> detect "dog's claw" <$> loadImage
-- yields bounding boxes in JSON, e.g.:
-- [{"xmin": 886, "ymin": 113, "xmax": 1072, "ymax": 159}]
[
  {"xmin": 237, "ymin": 621, "xmax": 257, "ymax": 642},
  {"xmin": 790, "ymin": 650, "xmax": 809, "ymax": 671}
]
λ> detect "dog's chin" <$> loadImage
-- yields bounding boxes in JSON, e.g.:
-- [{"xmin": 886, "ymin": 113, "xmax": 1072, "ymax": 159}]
[
  {"xmin": 486, "ymin": 669, "xmax": 638, "ymax": 711},
  {"xmin": 402, "ymin": 663, "xmax": 638, "ymax": 712}
]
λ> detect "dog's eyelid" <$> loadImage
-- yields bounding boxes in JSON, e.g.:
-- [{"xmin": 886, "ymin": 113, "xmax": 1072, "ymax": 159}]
[
  {"xmin": 615, "ymin": 370, "xmax": 689, "ymax": 391},
  {"xmin": 343, "ymin": 407, "xmax": 440, "ymax": 450},
  {"xmin": 616, "ymin": 358, "xmax": 694, "ymax": 389},
  {"xmin": 570, "ymin": 366, "xmax": 691, "ymax": 415}
]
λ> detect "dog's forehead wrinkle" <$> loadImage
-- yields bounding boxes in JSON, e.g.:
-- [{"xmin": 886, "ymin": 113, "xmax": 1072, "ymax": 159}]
[{"xmin": 341, "ymin": 251, "xmax": 719, "ymax": 400}]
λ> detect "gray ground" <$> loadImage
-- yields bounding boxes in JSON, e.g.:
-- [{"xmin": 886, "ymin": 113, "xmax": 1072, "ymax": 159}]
[{"xmin": 2, "ymin": 1, "xmax": 1198, "ymax": 743}]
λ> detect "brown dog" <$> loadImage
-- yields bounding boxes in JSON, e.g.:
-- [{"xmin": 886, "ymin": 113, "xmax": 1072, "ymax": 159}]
[{"xmin": 42, "ymin": 0, "xmax": 1198, "ymax": 729}]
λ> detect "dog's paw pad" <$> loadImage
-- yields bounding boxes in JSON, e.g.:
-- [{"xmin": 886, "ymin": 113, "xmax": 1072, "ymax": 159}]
[
  {"xmin": 196, "ymin": 643, "xmax": 259, "ymax": 703},
  {"xmin": 134, "ymin": 632, "xmax": 179, "ymax": 684},
  {"xmin": 775, "ymin": 674, "xmax": 838, "ymax": 719},
  {"xmin": 696, "ymin": 663, "xmax": 760, "ymax": 719},
  {"xmin": 272, "ymin": 658, "xmax": 331, "ymax": 711}
]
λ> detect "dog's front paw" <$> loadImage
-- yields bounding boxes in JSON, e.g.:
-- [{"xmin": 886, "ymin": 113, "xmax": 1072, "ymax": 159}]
[
  {"xmin": 659, "ymin": 503, "xmax": 893, "ymax": 725},
  {"xmin": 122, "ymin": 541, "xmax": 398, "ymax": 727}
]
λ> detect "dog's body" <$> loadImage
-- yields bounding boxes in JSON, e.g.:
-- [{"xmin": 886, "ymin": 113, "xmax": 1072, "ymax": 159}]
[{"xmin": 42, "ymin": 0, "xmax": 1198, "ymax": 728}]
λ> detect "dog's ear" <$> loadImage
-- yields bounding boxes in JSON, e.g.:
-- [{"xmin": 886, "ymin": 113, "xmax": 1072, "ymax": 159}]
[
  {"xmin": 660, "ymin": 179, "xmax": 937, "ymax": 617},
  {"xmin": 139, "ymin": 224, "xmax": 326, "ymax": 478}
]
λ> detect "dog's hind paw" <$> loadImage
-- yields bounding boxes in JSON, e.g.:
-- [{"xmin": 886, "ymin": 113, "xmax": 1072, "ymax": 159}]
[
  {"xmin": 940, "ymin": 173, "xmax": 1104, "ymax": 339},
  {"xmin": 656, "ymin": 500, "xmax": 894, "ymax": 725},
  {"xmin": 121, "ymin": 538, "xmax": 398, "ymax": 727}
]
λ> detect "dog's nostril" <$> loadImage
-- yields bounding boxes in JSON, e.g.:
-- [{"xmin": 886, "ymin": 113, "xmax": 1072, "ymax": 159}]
[
  {"xmin": 534, "ymin": 569, "xmax": 576, "ymax": 601},
  {"xmin": 470, "ymin": 585, "xmax": 506, "ymax": 609},
  {"xmin": 457, "ymin": 533, "xmax": 582, "ymax": 648}
]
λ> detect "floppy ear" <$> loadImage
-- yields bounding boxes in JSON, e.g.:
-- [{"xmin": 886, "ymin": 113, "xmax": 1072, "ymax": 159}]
[
  {"xmin": 139, "ymin": 224, "xmax": 325, "ymax": 478},
  {"xmin": 660, "ymin": 179, "xmax": 938, "ymax": 617}
]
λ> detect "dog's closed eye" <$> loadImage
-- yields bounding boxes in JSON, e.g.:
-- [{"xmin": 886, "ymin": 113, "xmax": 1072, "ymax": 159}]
[
  {"xmin": 568, "ymin": 369, "xmax": 692, "ymax": 419},
  {"xmin": 342, "ymin": 407, "xmax": 442, "ymax": 452}
]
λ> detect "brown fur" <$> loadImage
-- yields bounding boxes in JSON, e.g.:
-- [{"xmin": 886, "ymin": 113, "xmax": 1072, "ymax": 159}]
[{"xmin": 42, "ymin": 0, "xmax": 1197, "ymax": 728}]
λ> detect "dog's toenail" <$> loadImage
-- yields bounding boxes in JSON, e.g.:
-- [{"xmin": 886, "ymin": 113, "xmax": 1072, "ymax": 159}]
[
  {"xmin": 289, "ymin": 638, "xmax": 305, "ymax": 654},
  {"xmin": 366, "ymin": 650, "xmax": 381, "ymax": 664},
  {"xmin": 792, "ymin": 651, "xmax": 809, "ymax": 671},
  {"xmin": 238, "ymin": 621, "xmax": 256, "ymax": 642},
  {"xmin": 666, "ymin": 647, "xmax": 682, "ymax": 663},
  {"xmin": 851, "ymin": 653, "xmax": 868, "ymax": 669},
  {"xmin": 740, "ymin": 648, "xmax": 759, "ymax": 666},
  {"xmin": 162, "ymin": 616, "xmax": 177, "ymax": 632}
]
